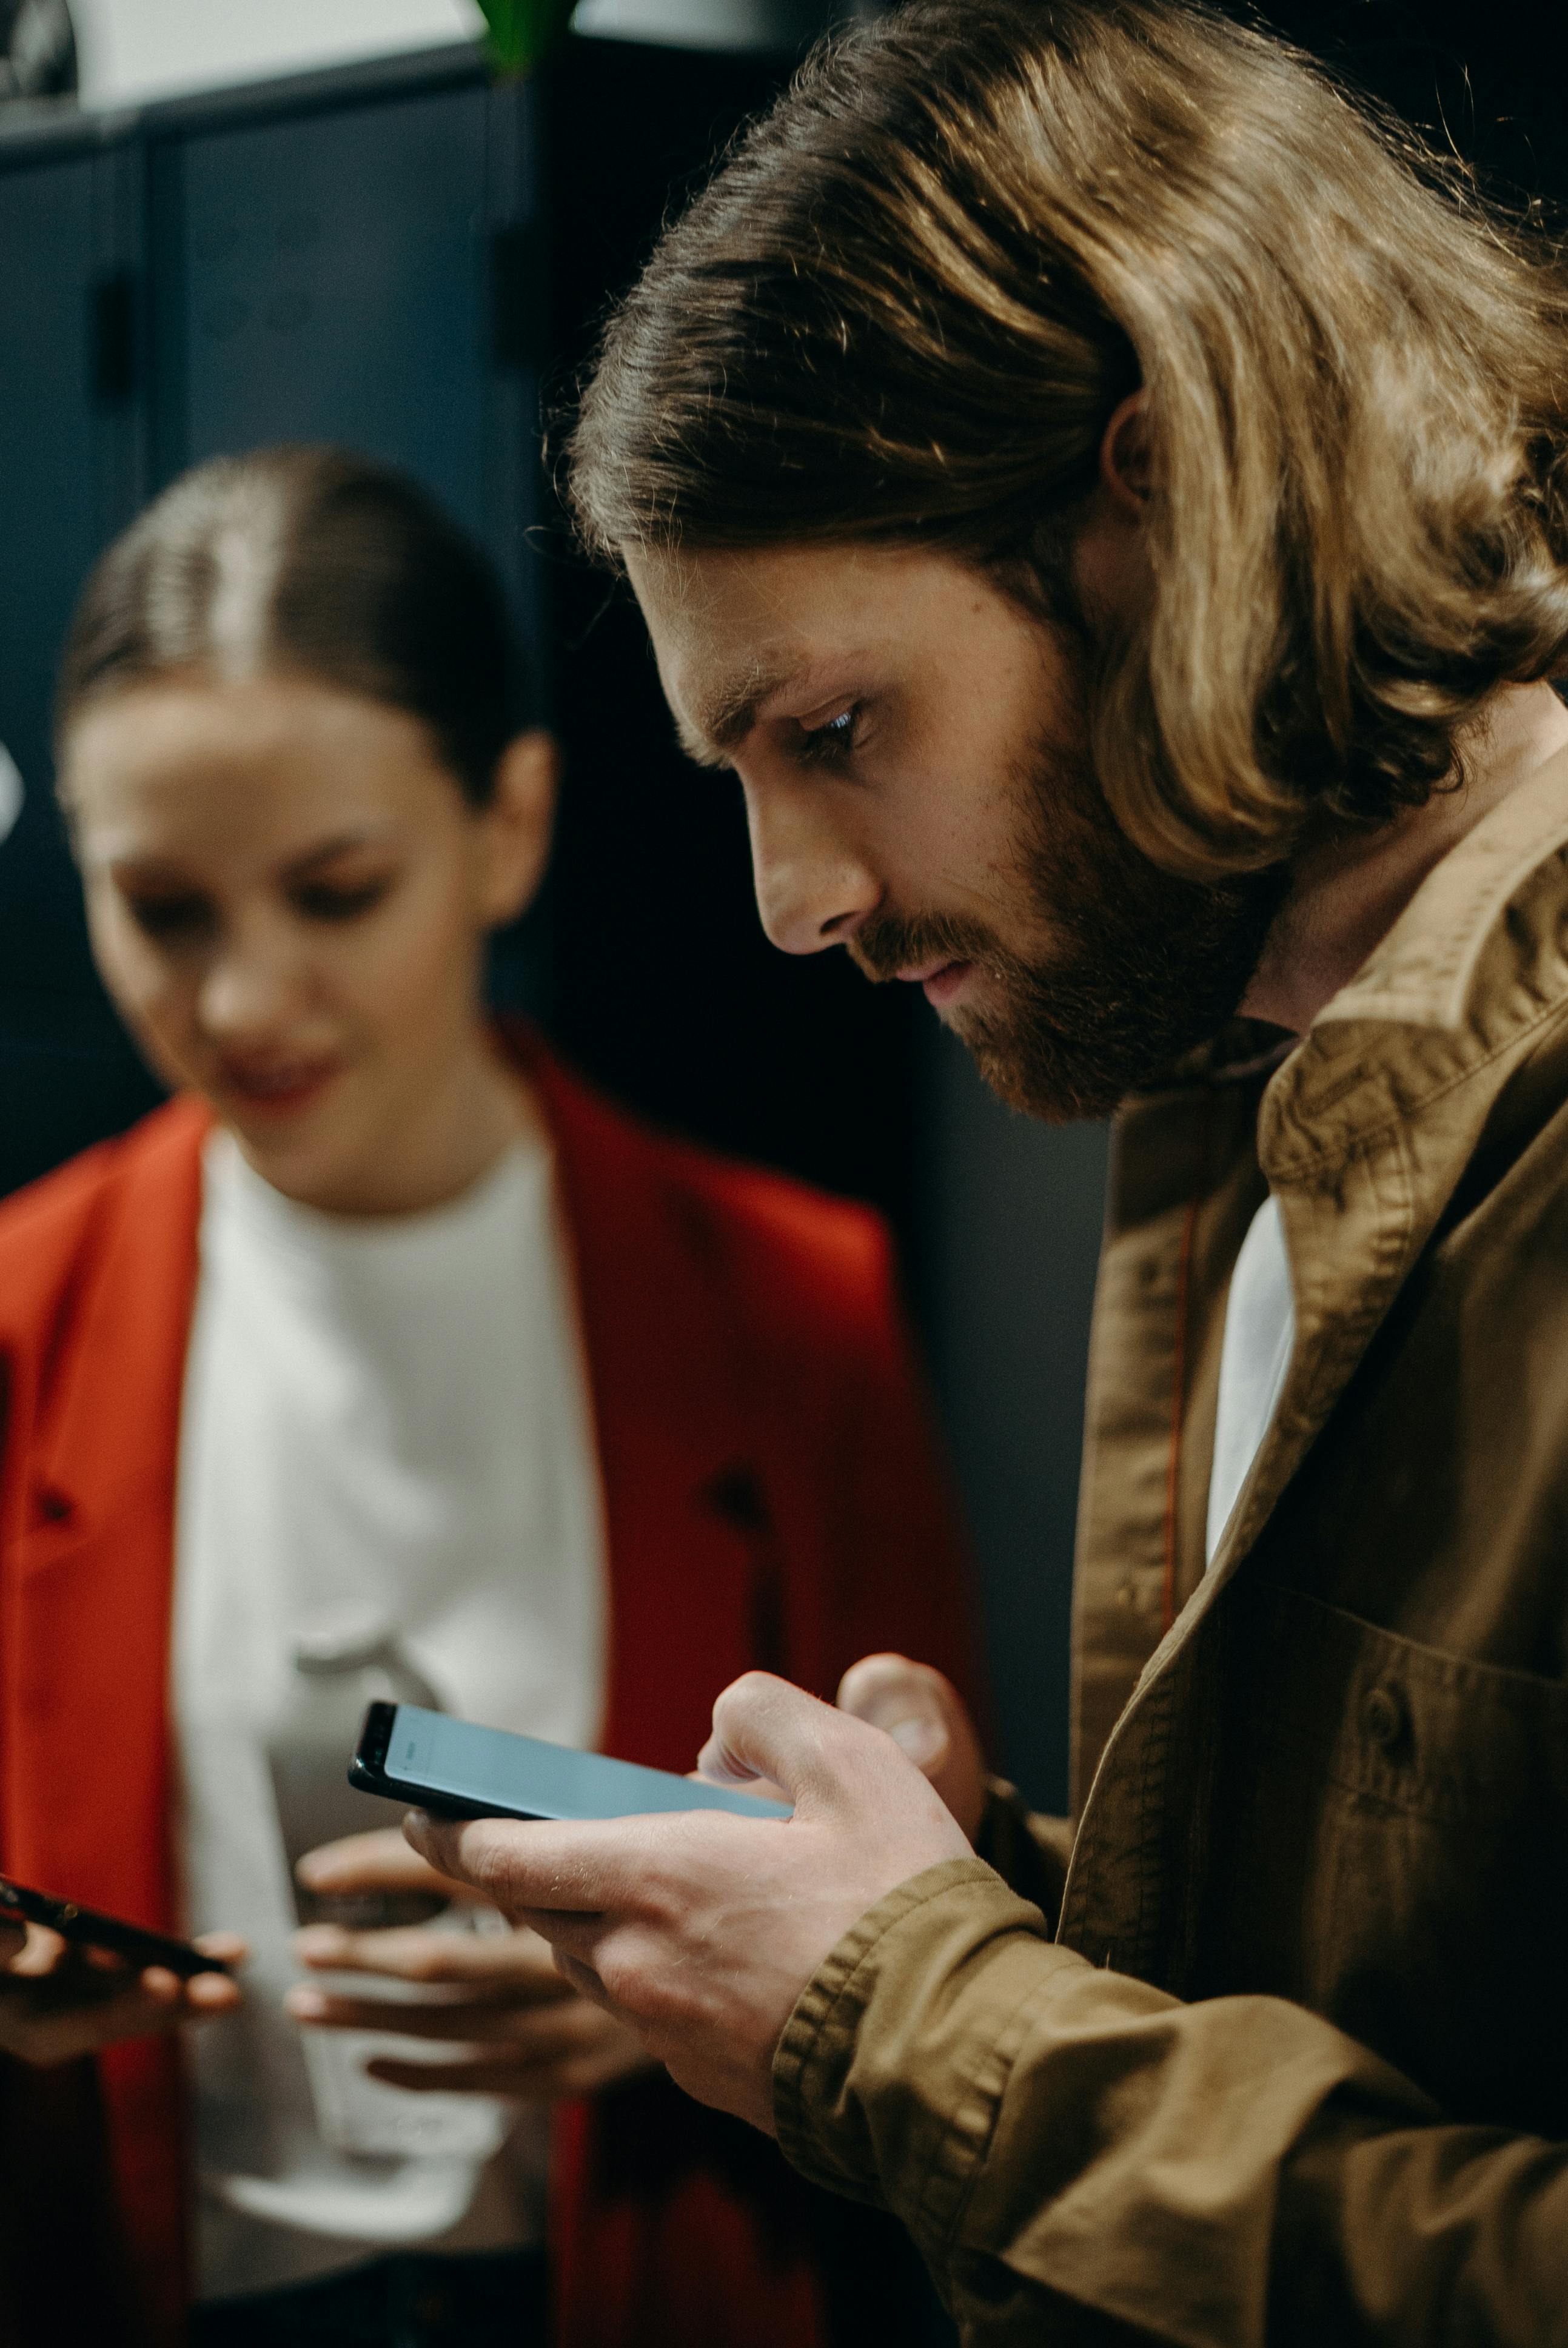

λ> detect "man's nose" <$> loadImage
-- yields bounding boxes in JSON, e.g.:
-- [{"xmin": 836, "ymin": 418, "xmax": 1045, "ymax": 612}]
[{"xmin": 743, "ymin": 782, "xmax": 881, "ymax": 956}]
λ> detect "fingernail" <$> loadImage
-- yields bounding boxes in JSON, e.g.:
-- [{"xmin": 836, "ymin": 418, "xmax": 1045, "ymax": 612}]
[
  {"xmin": 293, "ymin": 1927, "xmax": 345, "ymax": 1961},
  {"xmin": 886, "ymin": 1716, "xmax": 945, "ymax": 1766},
  {"xmin": 286, "ymin": 1987, "xmax": 328, "ymax": 2019}
]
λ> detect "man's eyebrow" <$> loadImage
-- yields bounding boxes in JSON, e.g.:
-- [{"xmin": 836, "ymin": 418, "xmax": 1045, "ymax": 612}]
[
  {"xmin": 676, "ymin": 660, "xmax": 802, "ymax": 767},
  {"xmin": 674, "ymin": 713, "xmax": 734, "ymax": 771}
]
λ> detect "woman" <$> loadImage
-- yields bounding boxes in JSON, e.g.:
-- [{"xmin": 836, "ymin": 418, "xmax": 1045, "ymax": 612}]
[{"xmin": 0, "ymin": 449, "xmax": 978, "ymax": 2347}]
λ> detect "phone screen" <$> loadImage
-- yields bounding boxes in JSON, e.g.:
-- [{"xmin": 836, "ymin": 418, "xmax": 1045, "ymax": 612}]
[{"xmin": 381, "ymin": 1706, "xmax": 791, "ymax": 1823}]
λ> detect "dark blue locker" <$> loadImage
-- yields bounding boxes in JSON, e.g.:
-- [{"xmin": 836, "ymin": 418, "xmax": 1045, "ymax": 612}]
[
  {"xmin": 0, "ymin": 50, "xmax": 546, "ymax": 1192},
  {"xmin": 146, "ymin": 57, "xmax": 541, "ymax": 649},
  {"xmin": 0, "ymin": 143, "xmax": 100, "ymax": 973},
  {"xmin": 0, "ymin": 129, "xmax": 162, "ymax": 1187},
  {"xmin": 163, "ymin": 93, "xmax": 489, "ymax": 512}
]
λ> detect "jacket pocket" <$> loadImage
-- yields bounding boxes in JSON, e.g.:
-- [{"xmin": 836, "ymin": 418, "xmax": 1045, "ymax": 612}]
[{"xmin": 1204, "ymin": 1582, "xmax": 1568, "ymax": 2133}]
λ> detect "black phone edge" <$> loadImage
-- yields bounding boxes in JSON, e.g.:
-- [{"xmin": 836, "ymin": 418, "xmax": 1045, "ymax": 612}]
[
  {"xmin": 348, "ymin": 1753, "xmax": 543, "ymax": 1823},
  {"xmin": 0, "ymin": 1876, "xmax": 232, "ymax": 1979},
  {"xmin": 347, "ymin": 1700, "xmax": 543, "ymax": 1824}
]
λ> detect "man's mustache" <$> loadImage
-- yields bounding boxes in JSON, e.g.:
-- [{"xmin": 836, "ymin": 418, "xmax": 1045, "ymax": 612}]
[{"xmin": 847, "ymin": 909, "xmax": 1009, "ymax": 986}]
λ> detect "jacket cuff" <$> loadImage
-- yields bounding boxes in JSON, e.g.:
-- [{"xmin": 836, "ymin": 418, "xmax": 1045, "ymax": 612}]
[{"xmin": 772, "ymin": 1857, "xmax": 1081, "ymax": 2249}]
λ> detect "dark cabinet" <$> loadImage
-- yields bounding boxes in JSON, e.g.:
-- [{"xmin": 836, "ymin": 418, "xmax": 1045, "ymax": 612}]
[
  {"xmin": 0, "ymin": 134, "xmax": 159, "ymax": 1177},
  {"xmin": 0, "ymin": 52, "xmax": 542, "ymax": 1190},
  {"xmin": 149, "ymin": 78, "xmax": 529, "ymax": 606}
]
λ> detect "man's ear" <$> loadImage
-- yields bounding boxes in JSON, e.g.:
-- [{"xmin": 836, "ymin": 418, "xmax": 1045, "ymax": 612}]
[
  {"xmin": 479, "ymin": 728, "xmax": 559, "ymax": 927},
  {"xmin": 1099, "ymin": 389, "xmax": 1151, "ymax": 514}
]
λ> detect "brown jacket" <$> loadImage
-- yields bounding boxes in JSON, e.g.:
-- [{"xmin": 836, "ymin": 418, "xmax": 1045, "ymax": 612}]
[{"xmin": 774, "ymin": 755, "xmax": 1568, "ymax": 2344}]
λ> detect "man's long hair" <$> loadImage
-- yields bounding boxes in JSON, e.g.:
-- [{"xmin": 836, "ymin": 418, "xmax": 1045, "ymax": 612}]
[{"xmin": 568, "ymin": 0, "xmax": 1568, "ymax": 877}]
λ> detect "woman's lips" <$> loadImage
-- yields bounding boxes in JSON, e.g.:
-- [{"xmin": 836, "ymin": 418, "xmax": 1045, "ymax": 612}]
[{"xmin": 216, "ymin": 1055, "xmax": 343, "ymax": 1116}]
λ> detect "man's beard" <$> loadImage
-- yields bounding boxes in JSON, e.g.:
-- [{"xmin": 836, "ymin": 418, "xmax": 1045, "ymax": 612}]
[{"xmin": 849, "ymin": 732, "xmax": 1287, "ymax": 1123}]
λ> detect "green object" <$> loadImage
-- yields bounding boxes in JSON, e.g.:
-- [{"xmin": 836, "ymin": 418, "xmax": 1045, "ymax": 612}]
[{"xmin": 477, "ymin": 0, "xmax": 574, "ymax": 75}]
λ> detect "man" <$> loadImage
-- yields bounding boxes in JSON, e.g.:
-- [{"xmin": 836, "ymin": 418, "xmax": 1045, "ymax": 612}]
[{"xmin": 414, "ymin": 3, "xmax": 1568, "ymax": 2337}]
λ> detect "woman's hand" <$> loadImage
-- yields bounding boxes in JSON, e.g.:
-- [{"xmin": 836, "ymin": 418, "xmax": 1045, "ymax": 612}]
[
  {"xmin": 0, "ymin": 1924, "xmax": 243, "ymax": 2068},
  {"xmin": 836, "ymin": 1652, "xmax": 989, "ymax": 1842},
  {"xmin": 287, "ymin": 1830, "xmax": 656, "ymax": 2100}
]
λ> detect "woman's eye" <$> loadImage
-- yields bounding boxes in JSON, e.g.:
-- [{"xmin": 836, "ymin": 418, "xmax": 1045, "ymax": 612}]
[
  {"xmin": 797, "ymin": 707, "xmax": 859, "ymax": 766},
  {"xmin": 125, "ymin": 894, "xmax": 212, "ymax": 942},
  {"xmin": 291, "ymin": 877, "xmax": 393, "ymax": 923}
]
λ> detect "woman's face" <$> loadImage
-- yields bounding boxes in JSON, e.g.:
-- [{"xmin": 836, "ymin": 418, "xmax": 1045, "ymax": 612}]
[{"xmin": 62, "ymin": 672, "xmax": 554, "ymax": 1212}]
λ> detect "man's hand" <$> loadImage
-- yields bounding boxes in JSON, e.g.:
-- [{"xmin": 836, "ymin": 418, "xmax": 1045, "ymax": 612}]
[
  {"xmin": 0, "ymin": 1923, "xmax": 243, "ymax": 2068},
  {"xmin": 285, "ymin": 1830, "xmax": 654, "ymax": 2100},
  {"xmin": 406, "ymin": 1673, "xmax": 972, "ymax": 2133}
]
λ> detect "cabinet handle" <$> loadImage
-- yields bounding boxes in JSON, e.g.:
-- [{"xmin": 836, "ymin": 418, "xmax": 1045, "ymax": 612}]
[
  {"xmin": 489, "ymin": 223, "xmax": 544, "ymax": 371},
  {"xmin": 91, "ymin": 268, "xmax": 137, "ymax": 405}
]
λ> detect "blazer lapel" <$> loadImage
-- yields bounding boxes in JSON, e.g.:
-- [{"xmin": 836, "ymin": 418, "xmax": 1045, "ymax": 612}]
[{"xmin": 526, "ymin": 1040, "xmax": 767, "ymax": 1773}]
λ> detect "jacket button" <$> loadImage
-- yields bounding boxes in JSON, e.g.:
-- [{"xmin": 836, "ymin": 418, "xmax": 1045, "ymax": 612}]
[{"xmin": 1362, "ymin": 1683, "xmax": 1407, "ymax": 1752}]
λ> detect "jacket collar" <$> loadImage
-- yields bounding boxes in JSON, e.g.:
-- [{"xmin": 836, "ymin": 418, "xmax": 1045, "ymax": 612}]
[
  {"xmin": 1314, "ymin": 743, "xmax": 1568, "ymax": 1033},
  {"xmin": 1231, "ymin": 745, "xmax": 1568, "ymax": 1577},
  {"xmin": 29, "ymin": 1030, "xmax": 750, "ymax": 1528},
  {"xmin": 1261, "ymin": 745, "xmax": 1568, "ymax": 1184}
]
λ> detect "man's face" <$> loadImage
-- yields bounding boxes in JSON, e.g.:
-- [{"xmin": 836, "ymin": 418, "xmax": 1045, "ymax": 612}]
[{"xmin": 628, "ymin": 540, "xmax": 1281, "ymax": 1119}]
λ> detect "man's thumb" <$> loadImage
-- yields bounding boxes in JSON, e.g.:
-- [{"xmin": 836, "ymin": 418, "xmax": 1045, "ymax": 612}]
[
  {"xmin": 696, "ymin": 1671, "xmax": 847, "ymax": 1804},
  {"xmin": 837, "ymin": 1653, "xmax": 951, "ymax": 1765}
]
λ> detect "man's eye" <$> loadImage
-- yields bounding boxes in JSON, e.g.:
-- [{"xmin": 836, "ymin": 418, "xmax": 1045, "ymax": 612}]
[
  {"xmin": 291, "ymin": 878, "xmax": 393, "ymax": 923},
  {"xmin": 125, "ymin": 894, "xmax": 212, "ymax": 941},
  {"xmin": 797, "ymin": 708, "xmax": 859, "ymax": 766}
]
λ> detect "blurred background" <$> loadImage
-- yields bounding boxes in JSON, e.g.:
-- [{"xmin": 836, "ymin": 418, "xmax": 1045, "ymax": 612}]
[{"xmin": 1, "ymin": 0, "xmax": 1564, "ymax": 1810}]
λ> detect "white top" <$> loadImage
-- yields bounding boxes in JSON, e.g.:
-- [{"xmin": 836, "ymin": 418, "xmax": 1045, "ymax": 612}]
[
  {"xmin": 174, "ymin": 1129, "xmax": 608, "ymax": 2304},
  {"xmin": 1205, "ymin": 1193, "xmax": 1296, "ymax": 1566}
]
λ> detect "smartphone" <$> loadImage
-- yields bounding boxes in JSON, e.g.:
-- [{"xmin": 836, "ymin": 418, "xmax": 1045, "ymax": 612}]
[
  {"xmin": 0, "ymin": 1876, "xmax": 234, "ymax": 1979},
  {"xmin": 350, "ymin": 1702, "xmax": 791, "ymax": 1825}
]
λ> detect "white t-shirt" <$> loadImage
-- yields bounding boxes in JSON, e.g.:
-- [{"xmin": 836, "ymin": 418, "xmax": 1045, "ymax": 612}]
[
  {"xmin": 1205, "ymin": 1192, "xmax": 1296, "ymax": 1566},
  {"xmin": 173, "ymin": 1130, "xmax": 608, "ymax": 2304}
]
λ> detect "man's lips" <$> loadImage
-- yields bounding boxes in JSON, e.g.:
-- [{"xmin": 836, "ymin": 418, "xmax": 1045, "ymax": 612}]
[
  {"xmin": 895, "ymin": 958, "xmax": 975, "ymax": 1009},
  {"xmin": 215, "ymin": 1055, "xmax": 344, "ymax": 1113}
]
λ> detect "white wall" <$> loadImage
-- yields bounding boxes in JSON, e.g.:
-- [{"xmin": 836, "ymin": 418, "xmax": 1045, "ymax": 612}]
[
  {"xmin": 70, "ymin": 0, "xmax": 486, "ymax": 112},
  {"xmin": 67, "ymin": 0, "xmax": 857, "ymax": 105}
]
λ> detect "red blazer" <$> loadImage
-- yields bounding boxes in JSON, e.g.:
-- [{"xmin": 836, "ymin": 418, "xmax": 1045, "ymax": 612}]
[{"xmin": 0, "ymin": 1035, "xmax": 978, "ymax": 2346}]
